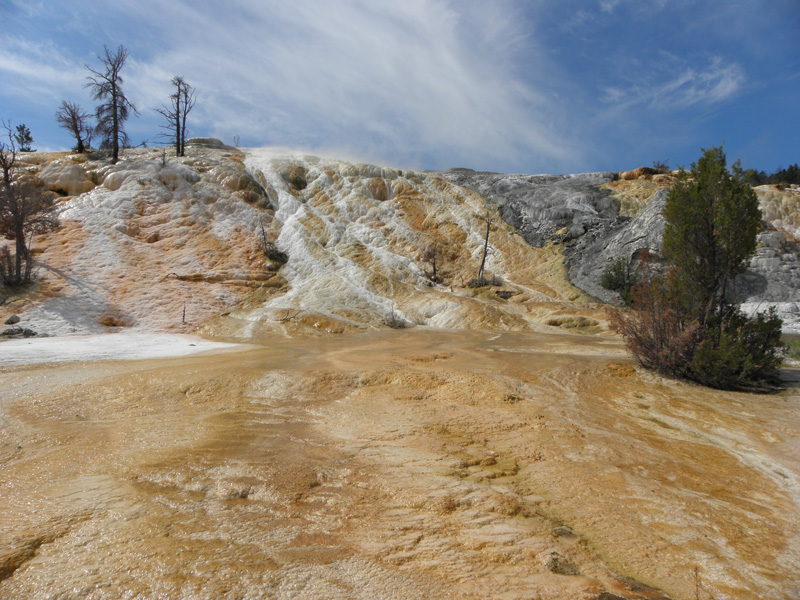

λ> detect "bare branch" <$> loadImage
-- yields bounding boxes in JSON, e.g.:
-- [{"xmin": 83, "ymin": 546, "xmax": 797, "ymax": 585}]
[
  {"xmin": 85, "ymin": 45, "xmax": 139, "ymax": 163},
  {"xmin": 0, "ymin": 120, "xmax": 18, "ymax": 188},
  {"xmin": 156, "ymin": 76, "xmax": 196, "ymax": 157},
  {"xmin": 0, "ymin": 124, "xmax": 58, "ymax": 284},
  {"xmin": 56, "ymin": 100, "xmax": 93, "ymax": 153}
]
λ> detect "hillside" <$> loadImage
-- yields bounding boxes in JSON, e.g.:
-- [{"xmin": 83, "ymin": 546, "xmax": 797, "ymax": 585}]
[
  {"xmin": 2, "ymin": 142, "xmax": 798, "ymax": 339},
  {"xmin": 2, "ymin": 142, "xmax": 603, "ymax": 340},
  {"xmin": 441, "ymin": 167, "xmax": 800, "ymax": 328}
]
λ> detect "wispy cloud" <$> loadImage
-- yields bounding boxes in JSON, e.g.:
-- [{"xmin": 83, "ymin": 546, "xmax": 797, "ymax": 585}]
[
  {"xmin": 601, "ymin": 56, "xmax": 745, "ymax": 111},
  {"xmin": 146, "ymin": 0, "xmax": 573, "ymax": 169},
  {"xmin": 0, "ymin": 37, "xmax": 86, "ymax": 104},
  {"xmin": 0, "ymin": 0, "xmax": 575, "ymax": 171},
  {"xmin": 599, "ymin": 0, "xmax": 670, "ymax": 14},
  {"xmin": 1, "ymin": 0, "xmax": 794, "ymax": 173},
  {"xmin": 599, "ymin": 0, "xmax": 624, "ymax": 13}
]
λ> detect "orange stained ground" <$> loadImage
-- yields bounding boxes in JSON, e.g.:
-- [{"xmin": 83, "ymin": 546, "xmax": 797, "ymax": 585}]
[{"xmin": 1, "ymin": 328, "xmax": 799, "ymax": 600}]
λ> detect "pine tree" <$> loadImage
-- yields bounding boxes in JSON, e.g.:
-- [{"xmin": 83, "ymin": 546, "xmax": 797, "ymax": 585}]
[
  {"xmin": 13, "ymin": 124, "xmax": 33, "ymax": 152},
  {"xmin": 662, "ymin": 146, "xmax": 762, "ymax": 323},
  {"xmin": 615, "ymin": 146, "xmax": 783, "ymax": 389}
]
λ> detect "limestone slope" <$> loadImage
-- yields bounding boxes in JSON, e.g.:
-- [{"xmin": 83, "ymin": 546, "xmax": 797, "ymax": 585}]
[
  {"xmin": 4, "ymin": 146, "xmax": 274, "ymax": 336},
  {"xmin": 3, "ymin": 147, "xmax": 798, "ymax": 339},
  {"xmin": 1, "ymin": 145, "xmax": 597, "ymax": 339}
]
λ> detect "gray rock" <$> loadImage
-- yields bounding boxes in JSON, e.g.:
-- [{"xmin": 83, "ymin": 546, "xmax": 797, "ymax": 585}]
[
  {"xmin": 186, "ymin": 137, "xmax": 228, "ymax": 149},
  {"xmin": 439, "ymin": 170, "xmax": 619, "ymax": 247},
  {"xmin": 565, "ymin": 188, "xmax": 668, "ymax": 302},
  {"xmin": 439, "ymin": 169, "xmax": 799, "ymax": 323},
  {"xmin": 439, "ymin": 168, "xmax": 643, "ymax": 302},
  {"xmin": 4, "ymin": 314, "xmax": 20, "ymax": 325},
  {"xmin": 1, "ymin": 326, "xmax": 37, "ymax": 338}
]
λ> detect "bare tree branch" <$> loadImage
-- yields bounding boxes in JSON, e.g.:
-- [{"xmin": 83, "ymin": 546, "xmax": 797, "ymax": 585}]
[
  {"xmin": 85, "ymin": 45, "xmax": 139, "ymax": 163},
  {"xmin": 157, "ymin": 76, "xmax": 195, "ymax": 157},
  {"xmin": 0, "ymin": 122, "xmax": 58, "ymax": 284},
  {"xmin": 55, "ymin": 100, "xmax": 93, "ymax": 153}
]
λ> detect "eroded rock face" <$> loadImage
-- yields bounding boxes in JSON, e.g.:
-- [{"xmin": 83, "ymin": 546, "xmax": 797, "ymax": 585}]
[
  {"xmin": 38, "ymin": 163, "xmax": 96, "ymax": 197},
  {"xmin": 441, "ymin": 169, "xmax": 800, "ymax": 330},
  {"xmin": 438, "ymin": 168, "xmax": 650, "ymax": 304},
  {"xmin": 5, "ymin": 147, "xmax": 280, "ymax": 337},
  {"xmin": 6, "ymin": 147, "xmax": 603, "ymax": 339},
  {"xmin": 8, "ymin": 149, "xmax": 800, "ymax": 335},
  {"xmin": 186, "ymin": 137, "xmax": 229, "ymax": 149},
  {"xmin": 565, "ymin": 188, "xmax": 668, "ymax": 303},
  {"xmin": 236, "ymin": 150, "xmax": 593, "ymax": 337},
  {"xmin": 440, "ymin": 169, "xmax": 619, "ymax": 247}
]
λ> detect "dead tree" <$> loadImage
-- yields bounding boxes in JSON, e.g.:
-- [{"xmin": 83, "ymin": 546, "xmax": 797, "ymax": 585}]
[
  {"xmin": 55, "ymin": 100, "xmax": 93, "ymax": 153},
  {"xmin": 422, "ymin": 243, "xmax": 444, "ymax": 284},
  {"xmin": 477, "ymin": 212, "xmax": 492, "ymax": 285},
  {"xmin": 0, "ymin": 122, "xmax": 58, "ymax": 285},
  {"xmin": 85, "ymin": 45, "xmax": 139, "ymax": 163},
  {"xmin": 157, "ymin": 76, "xmax": 196, "ymax": 157},
  {"xmin": 258, "ymin": 219, "xmax": 288, "ymax": 264},
  {"xmin": 0, "ymin": 122, "xmax": 16, "ymax": 187}
]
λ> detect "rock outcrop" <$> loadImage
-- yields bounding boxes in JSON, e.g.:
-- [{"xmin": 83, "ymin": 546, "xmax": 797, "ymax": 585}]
[
  {"xmin": 440, "ymin": 169, "xmax": 620, "ymax": 247},
  {"xmin": 565, "ymin": 188, "xmax": 668, "ymax": 303},
  {"xmin": 37, "ymin": 162, "xmax": 96, "ymax": 197},
  {"xmin": 1, "ymin": 147, "xmax": 599, "ymax": 339},
  {"xmin": 443, "ymin": 168, "xmax": 800, "ymax": 331}
]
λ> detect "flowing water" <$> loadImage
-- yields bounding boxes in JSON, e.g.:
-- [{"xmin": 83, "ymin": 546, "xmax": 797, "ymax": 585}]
[{"xmin": 2, "ymin": 329, "xmax": 799, "ymax": 599}]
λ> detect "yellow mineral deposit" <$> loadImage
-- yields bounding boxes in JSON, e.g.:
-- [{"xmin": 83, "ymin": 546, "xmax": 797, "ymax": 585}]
[{"xmin": 2, "ymin": 329, "xmax": 799, "ymax": 599}]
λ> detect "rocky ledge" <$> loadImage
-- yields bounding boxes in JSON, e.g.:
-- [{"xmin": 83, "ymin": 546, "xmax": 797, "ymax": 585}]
[{"xmin": 440, "ymin": 169, "xmax": 800, "ymax": 332}]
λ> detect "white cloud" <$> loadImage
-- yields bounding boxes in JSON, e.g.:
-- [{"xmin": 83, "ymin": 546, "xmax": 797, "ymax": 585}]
[
  {"xmin": 601, "ymin": 55, "xmax": 745, "ymax": 111},
  {"xmin": 599, "ymin": 0, "xmax": 670, "ymax": 14},
  {"xmin": 0, "ymin": 0, "xmax": 794, "ymax": 174},
  {"xmin": 142, "ymin": 0, "xmax": 572, "ymax": 169},
  {"xmin": 0, "ymin": 37, "xmax": 86, "ymax": 104},
  {"xmin": 0, "ymin": 0, "xmax": 573, "ymax": 170},
  {"xmin": 599, "ymin": 0, "xmax": 624, "ymax": 12}
]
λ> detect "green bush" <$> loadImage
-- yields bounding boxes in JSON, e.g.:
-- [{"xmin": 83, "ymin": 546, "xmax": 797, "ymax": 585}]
[
  {"xmin": 601, "ymin": 258, "xmax": 638, "ymax": 306},
  {"xmin": 615, "ymin": 289, "xmax": 784, "ymax": 389},
  {"xmin": 615, "ymin": 147, "xmax": 784, "ymax": 390},
  {"xmin": 783, "ymin": 335, "xmax": 800, "ymax": 361},
  {"xmin": 690, "ymin": 310, "xmax": 783, "ymax": 389}
]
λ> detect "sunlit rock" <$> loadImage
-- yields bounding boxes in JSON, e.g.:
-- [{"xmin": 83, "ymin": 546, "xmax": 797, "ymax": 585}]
[
  {"xmin": 186, "ymin": 137, "xmax": 228, "ymax": 149},
  {"xmin": 38, "ymin": 162, "xmax": 96, "ymax": 196}
]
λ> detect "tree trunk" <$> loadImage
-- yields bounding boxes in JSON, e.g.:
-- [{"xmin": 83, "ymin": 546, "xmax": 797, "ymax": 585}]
[
  {"xmin": 179, "ymin": 114, "xmax": 186, "ymax": 157},
  {"xmin": 478, "ymin": 216, "xmax": 491, "ymax": 282},
  {"xmin": 175, "ymin": 94, "xmax": 182, "ymax": 157},
  {"xmin": 14, "ymin": 232, "xmax": 25, "ymax": 284},
  {"xmin": 112, "ymin": 85, "xmax": 119, "ymax": 164}
]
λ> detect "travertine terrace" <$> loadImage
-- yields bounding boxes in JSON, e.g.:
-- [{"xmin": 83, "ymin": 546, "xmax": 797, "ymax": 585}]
[{"xmin": 1, "ymin": 144, "xmax": 799, "ymax": 599}]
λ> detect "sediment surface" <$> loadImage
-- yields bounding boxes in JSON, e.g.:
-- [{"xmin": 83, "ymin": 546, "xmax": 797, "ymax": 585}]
[{"xmin": 2, "ymin": 329, "xmax": 798, "ymax": 599}]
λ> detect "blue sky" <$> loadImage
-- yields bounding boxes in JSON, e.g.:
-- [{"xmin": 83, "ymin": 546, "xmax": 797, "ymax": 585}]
[{"xmin": 0, "ymin": 0, "xmax": 797, "ymax": 174}]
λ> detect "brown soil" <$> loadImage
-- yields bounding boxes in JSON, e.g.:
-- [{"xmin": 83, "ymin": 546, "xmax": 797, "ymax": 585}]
[{"xmin": 1, "ymin": 328, "xmax": 799, "ymax": 599}]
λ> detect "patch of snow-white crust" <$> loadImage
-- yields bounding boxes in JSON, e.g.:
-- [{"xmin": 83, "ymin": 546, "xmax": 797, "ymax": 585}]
[{"xmin": 0, "ymin": 332, "xmax": 240, "ymax": 366}]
